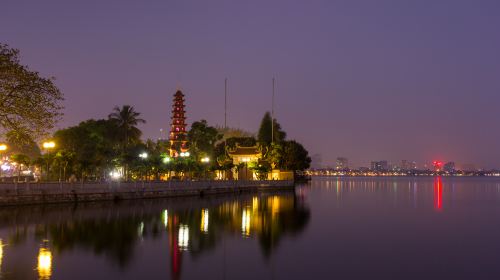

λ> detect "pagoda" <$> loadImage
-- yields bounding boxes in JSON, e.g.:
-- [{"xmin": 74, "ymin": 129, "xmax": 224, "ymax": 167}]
[{"xmin": 169, "ymin": 90, "xmax": 189, "ymax": 157}]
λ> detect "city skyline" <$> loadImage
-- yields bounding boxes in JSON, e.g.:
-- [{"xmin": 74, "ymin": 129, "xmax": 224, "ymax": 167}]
[{"xmin": 2, "ymin": 0, "xmax": 500, "ymax": 168}]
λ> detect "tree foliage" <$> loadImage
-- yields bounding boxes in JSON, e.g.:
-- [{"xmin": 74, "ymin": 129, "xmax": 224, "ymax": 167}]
[
  {"xmin": 280, "ymin": 140, "xmax": 311, "ymax": 171},
  {"xmin": 108, "ymin": 105, "xmax": 145, "ymax": 148},
  {"xmin": 0, "ymin": 44, "xmax": 63, "ymax": 143},
  {"xmin": 257, "ymin": 112, "xmax": 286, "ymax": 146},
  {"xmin": 187, "ymin": 120, "xmax": 222, "ymax": 161}
]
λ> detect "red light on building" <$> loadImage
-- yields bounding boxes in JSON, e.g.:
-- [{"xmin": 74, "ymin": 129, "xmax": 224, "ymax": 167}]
[{"xmin": 433, "ymin": 161, "xmax": 443, "ymax": 171}]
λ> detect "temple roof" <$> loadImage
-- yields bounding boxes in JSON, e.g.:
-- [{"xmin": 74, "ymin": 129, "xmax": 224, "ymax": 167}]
[{"xmin": 227, "ymin": 145, "xmax": 261, "ymax": 156}]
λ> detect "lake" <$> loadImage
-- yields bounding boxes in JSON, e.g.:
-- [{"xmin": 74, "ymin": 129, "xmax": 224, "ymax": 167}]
[{"xmin": 1, "ymin": 176, "xmax": 500, "ymax": 279}]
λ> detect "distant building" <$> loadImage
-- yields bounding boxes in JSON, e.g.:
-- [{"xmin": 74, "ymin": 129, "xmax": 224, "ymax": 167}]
[
  {"xmin": 401, "ymin": 160, "xmax": 417, "ymax": 170},
  {"xmin": 371, "ymin": 160, "xmax": 388, "ymax": 171},
  {"xmin": 461, "ymin": 163, "xmax": 477, "ymax": 172},
  {"xmin": 444, "ymin": 162, "xmax": 456, "ymax": 173},
  {"xmin": 433, "ymin": 161, "xmax": 443, "ymax": 172},
  {"xmin": 336, "ymin": 157, "xmax": 348, "ymax": 170}
]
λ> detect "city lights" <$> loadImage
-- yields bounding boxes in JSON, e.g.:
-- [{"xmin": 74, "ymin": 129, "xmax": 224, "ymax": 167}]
[
  {"xmin": 162, "ymin": 156, "xmax": 171, "ymax": 163},
  {"xmin": 180, "ymin": 152, "xmax": 190, "ymax": 157},
  {"xmin": 0, "ymin": 144, "xmax": 7, "ymax": 151},
  {"xmin": 139, "ymin": 152, "xmax": 148, "ymax": 159}
]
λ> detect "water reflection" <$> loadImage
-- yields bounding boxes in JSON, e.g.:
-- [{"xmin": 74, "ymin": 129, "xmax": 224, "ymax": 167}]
[
  {"xmin": 0, "ymin": 191, "xmax": 309, "ymax": 279},
  {"xmin": 434, "ymin": 176, "xmax": 443, "ymax": 211},
  {"xmin": 37, "ymin": 246, "xmax": 52, "ymax": 280}
]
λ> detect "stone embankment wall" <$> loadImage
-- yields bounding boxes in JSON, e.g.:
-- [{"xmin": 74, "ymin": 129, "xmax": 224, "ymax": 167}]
[{"xmin": 0, "ymin": 180, "xmax": 295, "ymax": 206}]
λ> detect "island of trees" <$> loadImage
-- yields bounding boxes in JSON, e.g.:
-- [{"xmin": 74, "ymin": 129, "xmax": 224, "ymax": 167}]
[{"xmin": 0, "ymin": 43, "xmax": 310, "ymax": 182}]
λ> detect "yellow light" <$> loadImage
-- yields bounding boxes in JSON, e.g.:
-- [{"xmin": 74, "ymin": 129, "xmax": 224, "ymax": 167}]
[
  {"xmin": 201, "ymin": 157, "xmax": 210, "ymax": 163},
  {"xmin": 200, "ymin": 209, "xmax": 209, "ymax": 233},
  {"xmin": 37, "ymin": 247, "xmax": 52, "ymax": 280},
  {"xmin": 0, "ymin": 144, "xmax": 7, "ymax": 151},
  {"xmin": 42, "ymin": 141, "xmax": 55, "ymax": 149},
  {"xmin": 241, "ymin": 208, "xmax": 251, "ymax": 237}
]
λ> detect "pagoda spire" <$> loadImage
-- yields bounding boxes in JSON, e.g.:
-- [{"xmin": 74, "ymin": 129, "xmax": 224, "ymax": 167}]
[{"xmin": 169, "ymin": 90, "xmax": 189, "ymax": 157}]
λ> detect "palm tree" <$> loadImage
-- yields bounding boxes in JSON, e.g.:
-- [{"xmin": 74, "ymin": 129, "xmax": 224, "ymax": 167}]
[
  {"xmin": 108, "ymin": 105, "xmax": 146, "ymax": 180},
  {"xmin": 108, "ymin": 105, "xmax": 146, "ymax": 147}
]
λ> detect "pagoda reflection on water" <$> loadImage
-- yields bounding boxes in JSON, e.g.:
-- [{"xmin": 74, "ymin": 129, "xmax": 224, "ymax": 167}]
[{"xmin": 0, "ymin": 192, "xmax": 310, "ymax": 280}]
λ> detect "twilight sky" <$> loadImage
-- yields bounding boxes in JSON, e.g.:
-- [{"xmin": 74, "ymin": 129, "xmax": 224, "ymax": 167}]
[{"xmin": 1, "ymin": 0, "xmax": 500, "ymax": 168}]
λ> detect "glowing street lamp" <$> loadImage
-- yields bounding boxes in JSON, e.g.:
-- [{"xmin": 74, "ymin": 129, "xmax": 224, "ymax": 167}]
[
  {"xmin": 0, "ymin": 144, "xmax": 6, "ymax": 181},
  {"xmin": 162, "ymin": 156, "xmax": 171, "ymax": 164},
  {"xmin": 200, "ymin": 157, "xmax": 210, "ymax": 163},
  {"xmin": 42, "ymin": 141, "xmax": 56, "ymax": 150},
  {"xmin": 180, "ymin": 152, "xmax": 190, "ymax": 157},
  {"xmin": 42, "ymin": 141, "xmax": 56, "ymax": 181},
  {"xmin": 139, "ymin": 152, "xmax": 148, "ymax": 159}
]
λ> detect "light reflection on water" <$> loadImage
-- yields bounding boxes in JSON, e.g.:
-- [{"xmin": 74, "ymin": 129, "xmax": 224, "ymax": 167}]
[{"xmin": 2, "ymin": 177, "xmax": 500, "ymax": 279}]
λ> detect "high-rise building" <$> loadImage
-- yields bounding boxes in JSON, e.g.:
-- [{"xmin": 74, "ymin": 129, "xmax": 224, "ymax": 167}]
[
  {"xmin": 444, "ymin": 162, "xmax": 456, "ymax": 173},
  {"xmin": 371, "ymin": 160, "xmax": 388, "ymax": 171},
  {"xmin": 169, "ymin": 90, "xmax": 189, "ymax": 157},
  {"xmin": 336, "ymin": 157, "xmax": 348, "ymax": 170},
  {"xmin": 401, "ymin": 160, "xmax": 418, "ymax": 170}
]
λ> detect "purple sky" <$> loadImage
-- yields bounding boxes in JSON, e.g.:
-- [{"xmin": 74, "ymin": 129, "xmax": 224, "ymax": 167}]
[{"xmin": 2, "ymin": 0, "xmax": 500, "ymax": 168}]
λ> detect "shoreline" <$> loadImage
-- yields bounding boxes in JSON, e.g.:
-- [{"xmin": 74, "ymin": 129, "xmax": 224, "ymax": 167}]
[{"xmin": 0, "ymin": 180, "xmax": 295, "ymax": 206}]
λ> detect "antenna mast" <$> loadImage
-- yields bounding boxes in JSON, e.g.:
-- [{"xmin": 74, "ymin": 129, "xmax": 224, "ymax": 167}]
[
  {"xmin": 224, "ymin": 78, "xmax": 228, "ymax": 129},
  {"xmin": 271, "ymin": 77, "xmax": 275, "ymax": 144}
]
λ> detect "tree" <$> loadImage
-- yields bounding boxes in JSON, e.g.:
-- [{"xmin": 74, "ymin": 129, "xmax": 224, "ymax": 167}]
[
  {"xmin": 280, "ymin": 140, "xmax": 311, "ymax": 171},
  {"xmin": 5, "ymin": 130, "xmax": 41, "ymax": 159},
  {"xmin": 108, "ymin": 105, "xmax": 145, "ymax": 179},
  {"xmin": 53, "ymin": 119, "xmax": 119, "ymax": 181},
  {"xmin": 0, "ymin": 44, "xmax": 63, "ymax": 144},
  {"xmin": 108, "ymin": 105, "xmax": 145, "ymax": 148},
  {"xmin": 10, "ymin": 153, "xmax": 30, "ymax": 181},
  {"xmin": 188, "ymin": 120, "xmax": 222, "ymax": 161},
  {"xmin": 257, "ymin": 112, "xmax": 286, "ymax": 146}
]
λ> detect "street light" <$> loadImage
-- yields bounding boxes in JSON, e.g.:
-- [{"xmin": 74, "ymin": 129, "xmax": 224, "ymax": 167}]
[
  {"xmin": 138, "ymin": 152, "xmax": 148, "ymax": 181},
  {"xmin": 0, "ymin": 144, "xmax": 6, "ymax": 181},
  {"xmin": 42, "ymin": 141, "xmax": 56, "ymax": 181},
  {"xmin": 42, "ymin": 141, "xmax": 55, "ymax": 149},
  {"xmin": 162, "ymin": 156, "xmax": 171, "ymax": 164},
  {"xmin": 201, "ymin": 157, "xmax": 210, "ymax": 163},
  {"xmin": 200, "ymin": 157, "xmax": 210, "ymax": 179}
]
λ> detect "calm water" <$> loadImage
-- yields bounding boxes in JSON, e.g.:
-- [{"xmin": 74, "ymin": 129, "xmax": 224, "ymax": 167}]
[{"xmin": 2, "ymin": 177, "xmax": 500, "ymax": 279}]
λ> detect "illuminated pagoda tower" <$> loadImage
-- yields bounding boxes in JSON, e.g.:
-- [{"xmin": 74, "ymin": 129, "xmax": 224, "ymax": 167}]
[{"xmin": 169, "ymin": 90, "xmax": 189, "ymax": 157}]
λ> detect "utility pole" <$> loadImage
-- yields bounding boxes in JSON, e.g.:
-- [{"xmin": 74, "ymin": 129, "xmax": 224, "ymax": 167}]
[
  {"xmin": 224, "ymin": 78, "xmax": 228, "ymax": 129},
  {"xmin": 271, "ymin": 77, "xmax": 275, "ymax": 144}
]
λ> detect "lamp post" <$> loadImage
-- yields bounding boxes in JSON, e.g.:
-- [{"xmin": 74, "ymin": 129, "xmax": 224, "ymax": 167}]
[
  {"xmin": 139, "ymin": 152, "xmax": 148, "ymax": 181},
  {"xmin": 201, "ymin": 157, "xmax": 210, "ymax": 179},
  {"xmin": 180, "ymin": 152, "xmax": 190, "ymax": 179},
  {"xmin": 42, "ymin": 141, "xmax": 55, "ymax": 181},
  {"xmin": 0, "ymin": 144, "xmax": 7, "ymax": 182}
]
